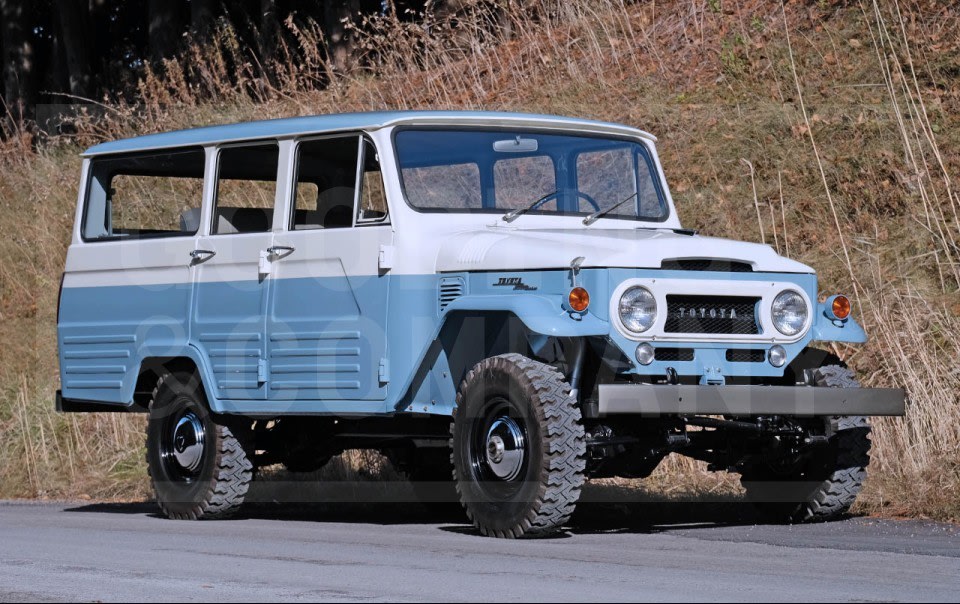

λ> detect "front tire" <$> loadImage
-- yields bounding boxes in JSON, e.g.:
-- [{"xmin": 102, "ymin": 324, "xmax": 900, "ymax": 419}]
[
  {"xmin": 451, "ymin": 354, "xmax": 586, "ymax": 538},
  {"xmin": 741, "ymin": 365, "xmax": 871, "ymax": 523},
  {"xmin": 146, "ymin": 371, "xmax": 253, "ymax": 520}
]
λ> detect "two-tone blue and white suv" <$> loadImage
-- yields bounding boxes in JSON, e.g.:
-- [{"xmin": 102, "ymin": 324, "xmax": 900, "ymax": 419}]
[{"xmin": 57, "ymin": 111, "xmax": 904, "ymax": 537}]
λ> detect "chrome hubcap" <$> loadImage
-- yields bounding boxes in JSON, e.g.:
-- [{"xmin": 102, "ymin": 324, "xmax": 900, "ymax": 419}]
[
  {"xmin": 171, "ymin": 412, "xmax": 205, "ymax": 473},
  {"xmin": 484, "ymin": 416, "xmax": 525, "ymax": 481}
]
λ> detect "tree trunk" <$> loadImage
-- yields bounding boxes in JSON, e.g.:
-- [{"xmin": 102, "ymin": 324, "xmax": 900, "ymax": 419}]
[
  {"xmin": 53, "ymin": 0, "xmax": 92, "ymax": 97},
  {"xmin": 191, "ymin": 0, "xmax": 215, "ymax": 38},
  {"xmin": 1, "ymin": 0, "xmax": 36, "ymax": 122},
  {"xmin": 260, "ymin": 0, "xmax": 278, "ymax": 64},
  {"xmin": 148, "ymin": 0, "xmax": 180, "ymax": 62},
  {"xmin": 324, "ymin": 0, "xmax": 360, "ymax": 74}
]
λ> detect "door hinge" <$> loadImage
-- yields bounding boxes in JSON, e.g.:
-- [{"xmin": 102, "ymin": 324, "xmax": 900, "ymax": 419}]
[
  {"xmin": 257, "ymin": 358, "xmax": 268, "ymax": 384},
  {"xmin": 378, "ymin": 358, "xmax": 390, "ymax": 384},
  {"xmin": 378, "ymin": 244, "xmax": 395, "ymax": 271}
]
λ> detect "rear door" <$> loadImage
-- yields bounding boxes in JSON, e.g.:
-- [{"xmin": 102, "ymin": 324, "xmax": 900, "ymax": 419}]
[
  {"xmin": 265, "ymin": 135, "xmax": 392, "ymax": 403},
  {"xmin": 190, "ymin": 142, "xmax": 280, "ymax": 401},
  {"xmin": 59, "ymin": 149, "xmax": 205, "ymax": 405}
]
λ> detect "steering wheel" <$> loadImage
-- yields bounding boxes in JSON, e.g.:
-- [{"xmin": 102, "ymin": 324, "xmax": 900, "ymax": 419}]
[{"xmin": 527, "ymin": 191, "xmax": 601, "ymax": 213}]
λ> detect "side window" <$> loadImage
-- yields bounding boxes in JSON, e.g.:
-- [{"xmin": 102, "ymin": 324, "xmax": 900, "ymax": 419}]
[
  {"xmin": 82, "ymin": 147, "xmax": 205, "ymax": 241},
  {"xmin": 493, "ymin": 155, "xmax": 556, "ymax": 210},
  {"xmin": 291, "ymin": 136, "xmax": 359, "ymax": 230},
  {"xmin": 357, "ymin": 139, "xmax": 388, "ymax": 224},
  {"xmin": 213, "ymin": 143, "xmax": 279, "ymax": 234}
]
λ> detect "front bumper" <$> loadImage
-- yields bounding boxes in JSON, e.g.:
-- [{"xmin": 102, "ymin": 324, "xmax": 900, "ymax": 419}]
[{"xmin": 597, "ymin": 384, "xmax": 905, "ymax": 417}]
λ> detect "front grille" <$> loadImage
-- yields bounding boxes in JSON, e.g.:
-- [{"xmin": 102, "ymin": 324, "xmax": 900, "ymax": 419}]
[
  {"xmin": 661, "ymin": 259, "xmax": 753, "ymax": 273},
  {"xmin": 664, "ymin": 295, "xmax": 761, "ymax": 335},
  {"xmin": 654, "ymin": 347, "xmax": 695, "ymax": 362},
  {"xmin": 726, "ymin": 349, "xmax": 767, "ymax": 363}
]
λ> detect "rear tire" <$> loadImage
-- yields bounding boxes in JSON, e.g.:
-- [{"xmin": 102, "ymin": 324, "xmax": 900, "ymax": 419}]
[
  {"xmin": 451, "ymin": 353, "xmax": 586, "ymax": 538},
  {"xmin": 146, "ymin": 371, "xmax": 253, "ymax": 520},
  {"xmin": 740, "ymin": 365, "xmax": 871, "ymax": 523}
]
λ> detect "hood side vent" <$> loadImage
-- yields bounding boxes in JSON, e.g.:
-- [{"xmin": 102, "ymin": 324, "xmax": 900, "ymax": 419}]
[
  {"xmin": 439, "ymin": 277, "xmax": 465, "ymax": 313},
  {"xmin": 661, "ymin": 259, "xmax": 753, "ymax": 273}
]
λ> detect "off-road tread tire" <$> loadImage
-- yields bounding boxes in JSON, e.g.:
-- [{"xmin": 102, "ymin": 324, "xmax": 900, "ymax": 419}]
[
  {"xmin": 742, "ymin": 364, "xmax": 870, "ymax": 523},
  {"xmin": 146, "ymin": 371, "xmax": 253, "ymax": 520},
  {"xmin": 451, "ymin": 353, "xmax": 586, "ymax": 538}
]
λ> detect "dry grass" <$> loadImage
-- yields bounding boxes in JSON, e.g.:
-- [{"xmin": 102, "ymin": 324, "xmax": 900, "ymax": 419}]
[{"xmin": 0, "ymin": 0, "xmax": 958, "ymax": 520}]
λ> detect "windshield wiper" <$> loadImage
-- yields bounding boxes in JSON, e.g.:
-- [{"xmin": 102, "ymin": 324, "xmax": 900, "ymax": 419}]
[
  {"xmin": 582, "ymin": 192, "xmax": 638, "ymax": 226},
  {"xmin": 501, "ymin": 190, "xmax": 557, "ymax": 224}
]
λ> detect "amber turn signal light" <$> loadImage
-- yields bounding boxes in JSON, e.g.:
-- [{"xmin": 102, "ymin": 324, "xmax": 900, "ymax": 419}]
[
  {"xmin": 568, "ymin": 287, "xmax": 590, "ymax": 312},
  {"xmin": 832, "ymin": 295, "xmax": 851, "ymax": 320}
]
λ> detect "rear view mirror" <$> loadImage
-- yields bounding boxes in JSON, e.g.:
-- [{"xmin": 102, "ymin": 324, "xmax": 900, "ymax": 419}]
[{"xmin": 494, "ymin": 137, "xmax": 538, "ymax": 153}]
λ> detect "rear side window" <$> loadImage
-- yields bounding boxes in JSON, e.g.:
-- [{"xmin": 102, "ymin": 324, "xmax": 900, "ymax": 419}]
[
  {"xmin": 82, "ymin": 147, "xmax": 205, "ymax": 241},
  {"xmin": 213, "ymin": 143, "xmax": 279, "ymax": 234}
]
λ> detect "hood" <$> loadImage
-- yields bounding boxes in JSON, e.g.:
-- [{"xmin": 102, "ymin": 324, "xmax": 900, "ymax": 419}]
[{"xmin": 434, "ymin": 227, "xmax": 812, "ymax": 274}]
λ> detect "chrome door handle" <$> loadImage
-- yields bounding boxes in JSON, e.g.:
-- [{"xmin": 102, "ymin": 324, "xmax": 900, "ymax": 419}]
[
  {"xmin": 189, "ymin": 249, "xmax": 216, "ymax": 265},
  {"xmin": 266, "ymin": 245, "xmax": 295, "ymax": 257}
]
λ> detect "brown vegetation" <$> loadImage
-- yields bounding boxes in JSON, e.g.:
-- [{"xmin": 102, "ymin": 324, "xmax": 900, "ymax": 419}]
[{"xmin": 0, "ymin": 0, "xmax": 957, "ymax": 520}]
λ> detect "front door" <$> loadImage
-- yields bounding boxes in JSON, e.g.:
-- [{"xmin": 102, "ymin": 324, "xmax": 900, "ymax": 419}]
[
  {"xmin": 265, "ymin": 135, "xmax": 392, "ymax": 403},
  {"xmin": 191, "ymin": 142, "xmax": 280, "ymax": 401}
]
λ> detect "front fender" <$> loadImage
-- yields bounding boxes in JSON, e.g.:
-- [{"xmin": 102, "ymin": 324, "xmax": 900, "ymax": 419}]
[
  {"xmin": 442, "ymin": 294, "xmax": 609, "ymax": 336},
  {"xmin": 395, "ymin": 294, "xmax": 609, "ymax": 413},
  {"xmin": 809, "ymin": 301, "xmax": 868, "ymax": 343}
]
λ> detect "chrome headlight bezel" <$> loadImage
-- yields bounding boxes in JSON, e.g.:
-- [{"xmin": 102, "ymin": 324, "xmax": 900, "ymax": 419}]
[
  {"xmin": 618, "ymin": 286, "xmax": 657, "ymax": 334},
  {"xmin": 771, "ymin": 289, "xmax": 809, "ymax": 336}
]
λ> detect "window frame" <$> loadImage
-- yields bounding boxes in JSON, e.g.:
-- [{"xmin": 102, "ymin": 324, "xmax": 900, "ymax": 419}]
[{"xmin": 80, "ymin": 146, "xmax": 207, "ymax": 243}]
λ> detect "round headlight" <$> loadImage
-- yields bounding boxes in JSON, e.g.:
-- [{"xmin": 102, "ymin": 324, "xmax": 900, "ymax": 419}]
[
  {"xmin": 636, "ymin": 342, "xmax": 655, "ymax": 365},
  {"xmin": 771, "ymin": 290, "xmax": 808, "ymax": 336},
  {"xmin": 619, "ymin": 286, "xmax": 657, "ymax": 333},
  {"xmin": 768, "ymin": 344, "xmax": 787, "ymax": 367}
]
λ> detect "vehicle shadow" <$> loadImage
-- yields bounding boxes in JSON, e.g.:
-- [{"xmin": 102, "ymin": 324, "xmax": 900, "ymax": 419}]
[{"xmin": 64, "ymin": 479, "xmax": 766, "ymax": 536}]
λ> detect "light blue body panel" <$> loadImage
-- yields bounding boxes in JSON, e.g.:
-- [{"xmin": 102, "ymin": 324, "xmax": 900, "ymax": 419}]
[
  {"xmin": 82, "ymin": 111, "xmax": 644, "ymax": 157},
  {"xmin": 58, "ymin": 267, "xmax": 866, "ymax": 416}
]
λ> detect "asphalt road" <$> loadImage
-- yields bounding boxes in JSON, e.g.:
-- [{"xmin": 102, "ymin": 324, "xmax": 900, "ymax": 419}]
[{"xmin": 1, "ymin": 499, "xmax": 958, "ymax": 602}]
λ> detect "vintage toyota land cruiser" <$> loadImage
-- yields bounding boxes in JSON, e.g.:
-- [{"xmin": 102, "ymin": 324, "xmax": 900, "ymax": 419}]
[{"xmin": 57, "ymin": 111, "xmax": 905, "ymax": 537}]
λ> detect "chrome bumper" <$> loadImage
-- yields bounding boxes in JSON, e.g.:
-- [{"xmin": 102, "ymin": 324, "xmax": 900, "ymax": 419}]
[{"xmin": 597, "ymin": 384, "xmax": 906, "ymax": 417}]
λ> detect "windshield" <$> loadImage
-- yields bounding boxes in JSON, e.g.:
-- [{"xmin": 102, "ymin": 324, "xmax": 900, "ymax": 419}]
[{"xmin": 394, "ymin": 129, "xmax": 667, "ymax": 222}]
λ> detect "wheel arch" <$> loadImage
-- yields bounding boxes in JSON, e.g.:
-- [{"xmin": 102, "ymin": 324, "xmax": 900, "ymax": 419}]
[
  {"xmin": 396, "ymin": 304, "xmax": 607, "ymax": 415},
  {"xmin": 133, "ymin": 347, "xmax": 220, "ymax": 412}
]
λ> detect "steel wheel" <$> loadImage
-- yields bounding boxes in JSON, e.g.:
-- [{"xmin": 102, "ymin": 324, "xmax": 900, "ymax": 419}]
[{"xmin": 160, "ymin": 407, "xmax": 207, "ymax": 481}]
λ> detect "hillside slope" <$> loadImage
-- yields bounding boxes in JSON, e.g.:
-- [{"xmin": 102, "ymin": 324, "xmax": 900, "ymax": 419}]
[{"xmin": 1, "ymin": 0, "xmax": 957, "ymax": 519}]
